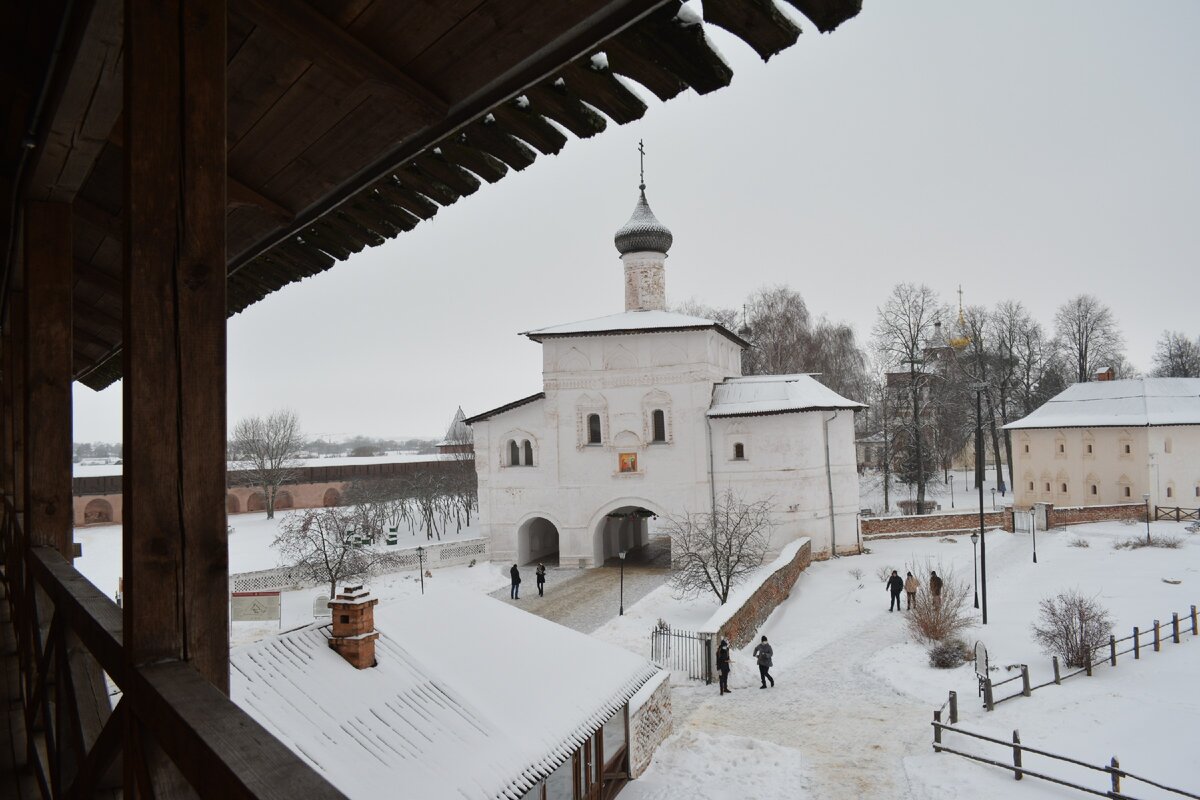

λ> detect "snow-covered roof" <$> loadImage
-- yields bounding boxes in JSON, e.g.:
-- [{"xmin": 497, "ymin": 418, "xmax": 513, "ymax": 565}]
[
  {"xmin": 708, "ymin": 374, "xmax": 866, "ymax": 418},
  {"xmin": 437, "ymin": 406, "xmax": 472, "ymax": 446},
  {"xmin": 231, "ymin": 587, "xmax": 659, "ymax": 800},
  {"xmin": 1004, "ymin": 378, "xmax": 1200, "ymax": 430},
  {"xmin": 463, "ymin": 392, "xmax": 545, "ymax": 425},
  {"xmin": 523, "ymin": 309, "xmax": 748, "ymax": 347}
]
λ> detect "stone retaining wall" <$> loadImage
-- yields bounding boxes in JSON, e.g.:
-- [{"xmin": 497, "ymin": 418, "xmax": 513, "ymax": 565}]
[
  {"xmin": 1048, "ymin": 502, "xmax": 1146, "ymax": 527},
  {"xmin": 861, "ymin": 510, "xmax": 1007, "ymax": 537},
  {"xmin": 628, "ymin": 672, "xmax": 672, "ymax": 779},
  {"xmin": 705, "ymin": 539, "xmax": 812, "ymax": 650}
]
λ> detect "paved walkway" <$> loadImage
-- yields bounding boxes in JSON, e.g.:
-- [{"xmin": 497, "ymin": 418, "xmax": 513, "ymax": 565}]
[{"xmin": 490, "ymin": 538, "xmax": 672, "ymax": 633}]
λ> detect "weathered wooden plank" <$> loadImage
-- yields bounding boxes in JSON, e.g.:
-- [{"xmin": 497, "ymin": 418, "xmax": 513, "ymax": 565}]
[
  {"xmin": 557, "ymin": 60, "xmax": 648, "ymax": 124},
  {"xmin": 9, "ymin": 290, "xmax": 27, "ymax": 513},
  {"xmin": 462, "ymin": 118, "xmax": 537, "ymax": 171},
  {"xmin": 409, "ymin": 152, "xmax": 480, "ymax": 197},
  {"xmin": 489, "ymin": 101, "xmax": 569, "ymax": 155},
  {"xmin": 396, "ymin": 165, "xmax": 462, "ymax": 207},
  {"xmin": 599, "ymin": 41, "xmax": 688, "ymax": 102},
  {"xmin": 703, "ymin": 0, "xmax": 801, "ymax": 62},
  {"xmin": 74, "ymin": 259, "xmax": 122, "ymax": 298},
  {"xmin": 22, "ymin": 201, "xmax": 73, "ymax": 557},
  {"xmin": 123, "ymin": 0, "xmax": 229, "ymax": 700},
  {"xmin": 780, "ymin": 0, "xmax": 862, "ymax": 34},
  {"xmin": 434, "ymin": 139, "xmax": 509, "ymax": 184},
  {"xmin": 372, "ymin": 178, "xmax": 440, "ymax": 219},
  {"xmin": 524, "ymin": 83, "xmax": 608, "ymax": 139},
  {"xmin": 611, "ymin": 5, "xmax": 733, "ymax": 96}
]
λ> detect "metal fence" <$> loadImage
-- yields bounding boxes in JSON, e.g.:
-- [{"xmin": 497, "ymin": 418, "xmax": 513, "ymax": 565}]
[{"xmin": 649, "ymin": 622, "xmax": 712, "ymax": 684}]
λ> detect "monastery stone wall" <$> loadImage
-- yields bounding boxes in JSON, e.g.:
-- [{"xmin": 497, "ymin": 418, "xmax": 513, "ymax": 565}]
[
  {"xmin": 628, "ymin": 672, "xmax": 672, "ymax": 779},
  {"xmin": 862, "ymin": 510, "xmax": 1008, "ymax": 539}
]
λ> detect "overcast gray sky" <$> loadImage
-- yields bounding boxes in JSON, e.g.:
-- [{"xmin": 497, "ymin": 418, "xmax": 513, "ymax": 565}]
[{"xmin": 73, "ymin": 0, "xmax": 1200, "ymax": 443}]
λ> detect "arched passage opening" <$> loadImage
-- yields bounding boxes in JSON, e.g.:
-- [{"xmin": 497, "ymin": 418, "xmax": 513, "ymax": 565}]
[
  {"xmin": 83, "ymin": 498, "xmax": 113, "ymax": 525},
  {"xmin": 517, "ymin": 517, "xmax": 560, "ymax": 566},
  {"xmin": 594, "ymin": 506, "xmax": 665, "ymax": 567},
  {"xmin": 322, "ymin": 487, "xmax": 342, "ymax": 507},
  {"xmin": 226, "ymin": 493, "xmax": 241, "ymax": 514},
  {"xmin": 274, "ymin": 490, "xmax": 294, "ymax": 510},
  {"xmin": 247, "ymin": 492, "xmax": 267, "ymax": 512}
]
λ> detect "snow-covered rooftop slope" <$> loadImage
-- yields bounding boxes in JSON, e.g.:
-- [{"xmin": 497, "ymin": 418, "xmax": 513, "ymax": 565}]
[
  {"xmin": 1004, "ymin": 377, "xmax": 1200, "ymax": 429},
  {"xmin": 231, "ymin": 586, "xmax": 660, "ymax": 800},
  {"xmin": 523, "ymin": 309, "xmax": 741, "ymax": 341},
  {"xmin": 708, "ymin": 374, "xmax": 865, "ymax": 418}
]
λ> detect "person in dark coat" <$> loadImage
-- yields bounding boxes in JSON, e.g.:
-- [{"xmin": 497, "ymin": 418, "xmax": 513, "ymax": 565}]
[
  {"xmin": 752, "ymin": 636, "xmax": 774, "ymax": 688},
  {"xmin": 930, "ymin": 571, "xmax": 943, "ymax": 604},
  {"xmin": 535, "ymin": 563, "xmax": 546, "ymax": 597},
  {"xmin": 716, "ymin": 638, "xmax": 732, "ymax": 694},
  {"xmin": 510, "ymin": 564, "xmax": 521, "ymax": 600},
  {"xmin": 887, "ymin": 570, "xmax": 904, "ymax": 612}
]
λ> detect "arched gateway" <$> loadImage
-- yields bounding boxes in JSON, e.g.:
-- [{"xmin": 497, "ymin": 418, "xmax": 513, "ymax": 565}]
[
  {"xmin": 592, "ymin": 502, "xmax": 662, "ymax": 567},
  {"xmin": 517, "ymin": 516, "xmax": 560, "ymax": 565}
]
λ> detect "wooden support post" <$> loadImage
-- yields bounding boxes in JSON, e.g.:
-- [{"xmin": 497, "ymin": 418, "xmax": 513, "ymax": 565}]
[
  {"xmin": 1109, "ymin": 636, "xmax": 1116, "ymax": 667},
  {"xmin": 1153, "ymin": 620, "xmax": 1160, "ymax": 652},
  {"xmin": 1012, "ymin": 730, "xmax": 1022, "ymax": 780},
  {"xmin": 123, "ymin": 0, "xmax": 229, "ymax": 693},
  {"xmin": 1192, "ymin": 605, "xmax": 1197, "ymax": 636},
  {"xmin": 933, "ymin": 709, "xmax": 942, "ymax": 749},
  {"xmin": 983, "ymin": 678, "xmax": 994, "ymax": 711},
  {"xmin": 1133, "ymin": 627, "xmax": 1140, "ymax": 659},
  {"xmin": 9, "ymin": 290, "xmax": 27, "ymax": 515},
  {"xmin": 1052, "ymin": 655, "xmax": 1060, "ymax": 684},
  {"xmin": 1109, "ymin": 757, "xmax": 1121, "ymax": 794},
  {"xmin": 1171, "ymin": 613, "xmax": 1180, "ymax": 644},
  {"xmin": 948, "ymin": 691, "xmax": 957, "ymax": 724},
  {"xmin": 1021, "ymin": 665, "xmax": 1031, "ymax": 697},
  {"xmin": 22, "ymin": 201, "xmax": 74, "ymax": 558}
]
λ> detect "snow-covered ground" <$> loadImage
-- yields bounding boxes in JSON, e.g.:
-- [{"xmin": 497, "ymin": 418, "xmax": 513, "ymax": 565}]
[
  {"xmin": 860, "ymin": 467, "xmax": 1014, "ymax": 516},
  {"xmin": 608, "ymin": 520, "xmax": 1199, "ymax": 800}
]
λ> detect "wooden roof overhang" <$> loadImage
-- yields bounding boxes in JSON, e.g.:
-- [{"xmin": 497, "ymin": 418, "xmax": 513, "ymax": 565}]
[{"xmin": 2, "ymin": 0, "xmax": 860, "ymax": 392}]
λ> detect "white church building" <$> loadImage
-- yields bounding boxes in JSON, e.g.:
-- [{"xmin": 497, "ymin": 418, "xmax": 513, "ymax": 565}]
[{"xmin": 466, "ymin": 184, "xmax": 864, "ymax": 568}]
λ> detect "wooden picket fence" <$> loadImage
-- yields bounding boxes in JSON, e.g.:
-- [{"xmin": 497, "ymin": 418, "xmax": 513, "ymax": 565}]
[{"xmin": 980, "ymin": 604, "xmax": 1197, "ymax": 711}]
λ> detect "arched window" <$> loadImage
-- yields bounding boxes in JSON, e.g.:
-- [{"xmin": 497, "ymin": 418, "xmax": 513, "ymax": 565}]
[
  {"xmin": 1164, "ymin": 438, "xmax": 1173, "ymax": 454},
  {"xmin": 734, "ymin": 442, "xmax": 745, "ymax": 460},
  {"xmin": 1061, "ymin": 483, "xmax": 1067, "ymax": 493},
  {"xmin": 1124, "ymin": 486, "xmax": 1131, "ymax": 498},
  {"xmin": 1091, "ymin": 485, "xmax": 1098, "ymax": 495},
  {"xmin": 652, "ymin": 409, "xmax": 666, "ymax": 443},
  {"xmin": 587, "ymin": 413, "xmax": 602, "ymax": 444},
  {"xmin": 523, "ymin": 440, "xmax": 534, "ymax": 466},
  {"xmin": 508, "ymin": 439, "xmax": 519, "ymax": 465},
  {"xmin": 1166, "ymin": 485, "xmax": 1174, "ymax": 498}
]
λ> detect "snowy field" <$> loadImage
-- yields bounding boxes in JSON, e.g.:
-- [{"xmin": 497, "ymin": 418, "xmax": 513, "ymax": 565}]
[
  {"xmin": 606, "ymin": 520, "xmax": 1199, "ymax": 800},
  {"xmin": 860, "ymin": 467, "xmax": 1015, "ymax": 516}
]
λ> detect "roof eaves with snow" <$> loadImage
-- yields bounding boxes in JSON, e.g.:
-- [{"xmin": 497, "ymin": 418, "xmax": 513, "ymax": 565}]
[
  {"xmin": 464, "ymin": 392, "xmax": 545, "ymax": 425},
  {"xmin": 707, "ymin": 374, "xmax": 867, "ymax": 418},
  {"xmin": 1003, "ymin": 377, "xmax": 1200, "ymax": 430},
  {"xmin": 522, "ymin": 310, "xmax": 749, "ymax": 349}
]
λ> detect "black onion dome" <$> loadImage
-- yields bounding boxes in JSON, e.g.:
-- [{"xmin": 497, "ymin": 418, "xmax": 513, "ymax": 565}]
[{"xmin": 614, "ymin": 188, "xmax": 673, "ymax": 255}]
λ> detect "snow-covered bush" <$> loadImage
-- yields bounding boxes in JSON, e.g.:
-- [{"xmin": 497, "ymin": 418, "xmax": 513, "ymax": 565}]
[
  {"xmin": 928, "ymin": 638, "xmax": 971, "ymax": 669},
  {"xmin": 1113, "ymin": 535, "xmax": 1182, "ymax": 550},
  {"xmin": 904, "ymin": 560, "xmax": 974, "ymax": 644},
  {"xmin": 1067, "ymin": 537, "xmax": 1090, "ymax": 548},
  {"xmin": 874, "ymin": 565, "xmax": 893, "ymax": 584},
  {"xmin": 848, "ymin": 568, "xmax": 864, "ymax": 580},
  {"xmin": 1031, "ymin": 591, "xmax": 1113, "ymax": 668}
]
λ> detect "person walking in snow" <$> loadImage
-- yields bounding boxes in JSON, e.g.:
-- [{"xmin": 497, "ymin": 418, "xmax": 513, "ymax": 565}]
[
  {"xmin": 929, "ymin": 570, "xmax": 943, "ymax": 604},
  {"xmin": 887, "ymin": 570, "xmax": 904, "ymax": 612},
  {"xmin": 535, "ymin": 563, "xmax": 546, "ymax": 597},
  {"xmin": 510, "ymin": 564, "xmax": 521, "ymax": 600},
  {"xmin": 753, "ymin": 636, "xmax": 774, "ymax": 688},
  {"xmin": 716, "ymin": 638, "xmax": 732, "ymax": 695},
  {"xmin": 904, "ymin": 571, "xmax": 919, "ymax": 610}
]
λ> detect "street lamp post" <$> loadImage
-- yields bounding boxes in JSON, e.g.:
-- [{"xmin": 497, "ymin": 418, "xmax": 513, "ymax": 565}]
[
  {"xmin": 991, "ymin": 488, "xmax": 996, "ymax": 511},
  {"xmin": 975, "ymin": 385, "xmax": 988, "ymax": 625},
  {"xmin": 948, "ymin": 474, "xmax": 955, "ymax": 509},
  {"xmin": 969, "ymin": 531, "xmax": 979, "ymax": 609},
  {"xmin": 1143, "ymin": 493, "xmax": 1152, "ymax": 545},
  {"xmin": 1031, "ymin": 510, "xmax": 1038, "ymax": 564},
  {"xmin": 618, "ymin": 550, "xmax": 627, "ymax": 615},
  {"xmin": 416, "ymin": 546, "xmax": 425, "ymax": 595}
]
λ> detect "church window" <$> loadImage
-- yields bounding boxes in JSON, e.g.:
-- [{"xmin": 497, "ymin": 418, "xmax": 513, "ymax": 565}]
[
  {"xmin": 1045, "ymin": 482, "xmax": 1050, "ymax": 492},
  {"xmin": 1023, "ymin": 444, "xmax": 1029, "ymax": 453},
  {"xmin": 1124, "ymin": 444, "xmax": 1131, "ymax": 454},
  {"xmin": 1091, "ymin": 485, "xmax": 1097, "ymax": 495},
  {"xmin": 1164, "ymin": 438, "xmax": 1172, "ymax": 454},
  {"xmin": 1058, "ymin": 443, "xmax": 1064, "ymax": 453},
  {"xmin": 523, "ymin": 440, "xmax": 534, "ymax": 466},
  {"xmin": 1166, "ymin": 485, "xmax": 1174, "ymax": 498},
  {"xmin": 651, "ymin": 409, "xmax": 666, "ymax": 443},
  {"xmin": 1087, "ymin": 444, "xmax": 1093, "ymax": 454},
  {"xmin": 733, "ymin": 442, "xmax": 745, "ymax": 460},
  {"xmin": 1124, "ymin": 486, "xmax": 1131, "ymax": 498},
  {"xmin": 507, "ymin": 439, "xmax": 520, "ymax": 466},
  {"xmin": 587, "ymin": 414, "xmax": 602, "ymax": 445},
  {"xmin": 1061, "ymin": 483, "xmax": 1067, "ymax": 493},
  {"xmin": 1028, "ymin": 481, "xmax": 1034, "ymax": 491}
]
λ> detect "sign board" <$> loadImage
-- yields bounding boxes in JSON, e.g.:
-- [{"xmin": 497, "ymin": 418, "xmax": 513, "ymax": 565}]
[
  {"xmin": 231, "ymin": 591, "xmax": 281, "ymax": 622},
  {"xmin": 974, "ymin": 641, "xmax": 988, "ymax": 679}
]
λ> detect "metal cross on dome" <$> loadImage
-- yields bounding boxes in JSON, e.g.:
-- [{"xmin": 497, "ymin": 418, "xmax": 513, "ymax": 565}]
[{"xmin": 638, "ymin": 138, "xmax": 645, "ymax": 190}]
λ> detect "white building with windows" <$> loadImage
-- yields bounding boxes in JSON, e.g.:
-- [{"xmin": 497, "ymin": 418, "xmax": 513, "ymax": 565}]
[
  {"xmin": 1005, "ymin": 378, "xmax": 1200, "ymax": 511},
  {"xmin": 466, "ymin": 186, "xmax": 864, "ymax": 567}
]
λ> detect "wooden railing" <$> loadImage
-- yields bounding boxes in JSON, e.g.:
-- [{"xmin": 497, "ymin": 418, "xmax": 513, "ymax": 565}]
[
  {"xmin": 932, "ymin": 713, "xmax": 1199, "ymax": 799},
  {"xmin": 1154, "ymin": 506, "xmax": 1199, "ymax": 522},
  {"xmin": 1, "ymin": 500, "xmax": 348, "ymax": 799}
]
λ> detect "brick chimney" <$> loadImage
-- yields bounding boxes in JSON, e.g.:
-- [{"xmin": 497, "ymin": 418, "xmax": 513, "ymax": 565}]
[{"xmin": 327, "ymin": 585, "xmax": 379, "ymax": 669}]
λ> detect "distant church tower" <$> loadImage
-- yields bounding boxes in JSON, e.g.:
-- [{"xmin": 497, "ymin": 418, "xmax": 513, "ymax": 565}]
[{"xmin": 614, "ymin": 141, "xmax": 673, "ymax": 312}]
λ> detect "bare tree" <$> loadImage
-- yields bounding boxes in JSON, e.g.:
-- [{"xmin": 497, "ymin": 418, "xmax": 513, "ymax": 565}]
[
  {"xmin": 662, "ymin": 490, "xmax": 772, "ymax": 604},
  {"xmin": 672, "ymin": 297, "xmax": 740, "ymax": 331},
  {"xmin": 273, "ymin": 507, "xmax": 385, "ymax": 598},
  {"xmin": 230, "ymin": 409, "xmax": 304, "ymax": 519},
  {"xmin": 1032, "ymin": 591, "xmax": 1113, "ymax": 668},
  {"xmin": 742, "ymin": 285, "xmax": 811, "ymax": 375},
  {"xmin": 1152, "ymin": 331, "xmax": 1200, "ymax": 377},
  {"xmin": 1053, "ymin": 295, "xmax": 1124, "ymax": 383},
  {"xmin": 872, "ymin": 283, "xmax": 943, "ymax": 513}
]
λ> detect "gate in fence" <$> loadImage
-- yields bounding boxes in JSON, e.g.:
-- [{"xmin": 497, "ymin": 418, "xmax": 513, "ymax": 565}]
[
  {"xmin": 1013, "ymin": 511, "xmax": 1035, "ymax": 534},
  {"xmin": 649, "ymin": 622, "xmax": 712, "ymax": 684}
]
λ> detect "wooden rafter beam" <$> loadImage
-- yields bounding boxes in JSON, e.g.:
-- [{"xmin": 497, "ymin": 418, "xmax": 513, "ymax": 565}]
[
  {"xmin": 238, "ymin": 0, "xmax": 447, "ymax": 119},
  {"xmin": 227, "ymin": 177, "xmax": 293, "ymax": 221},
  {"xmin": 74, "ymin": 259, "xmax": 121, "ymax": 297},
  {"xmin": 73, "ymin": 196, "xmax": 122, "ymax": 240}
]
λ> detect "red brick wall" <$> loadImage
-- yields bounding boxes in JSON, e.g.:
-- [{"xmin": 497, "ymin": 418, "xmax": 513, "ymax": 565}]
[
  {"xmin": 713, "ymin": 540, "xmax": 812, "ymax": 650},
  {"xmin": 1049, "ymin": 503, "xmax": 1146, "ymax": 527},
  {"xmin": 862, "ymin": 510, "xmax": 1007, "ymax": 537}
]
